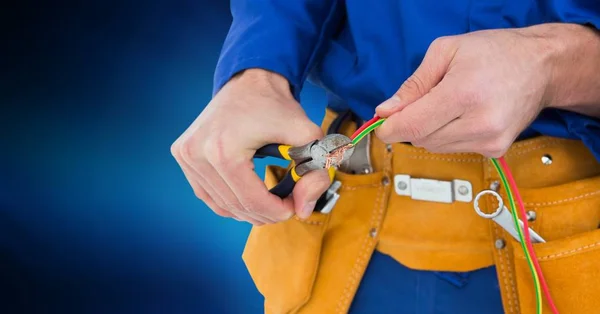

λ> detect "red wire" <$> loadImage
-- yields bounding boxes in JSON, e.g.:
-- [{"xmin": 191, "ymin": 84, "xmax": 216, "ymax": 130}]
[
  {"xmin": 350, "ymin": 115, "xmax": 382, "ymax": 140},
  {"xmin": 498, "ymin": 157, "xmax": 560, "ymax": 314},
  {"xmin": 351, "ymin": 118, "xmax": 558, "ymax": 313}
]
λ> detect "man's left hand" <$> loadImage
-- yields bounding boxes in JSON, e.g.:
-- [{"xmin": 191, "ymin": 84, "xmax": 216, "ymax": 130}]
[{"xmin": 374, "ymin": 26, "xmax": 558, "ymax": 157}]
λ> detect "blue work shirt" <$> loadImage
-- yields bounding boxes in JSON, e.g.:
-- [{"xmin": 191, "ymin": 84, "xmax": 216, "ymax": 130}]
[
  {"xmin": 213, "ymin": 1, "xmax": 600, "ymax": 312},
  {"xmin": 214, "ymin": 0, "xmax": 600, "ymax": 161}
]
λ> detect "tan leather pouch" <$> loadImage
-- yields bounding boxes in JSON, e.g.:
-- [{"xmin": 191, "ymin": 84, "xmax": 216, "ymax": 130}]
[
  {"xmin": 241, "ymin": 165, "xmax": 330, "ymax": 314},
  {"xmin": 508, "ymin": 174, "xmax": 600, "ymax": 313}
]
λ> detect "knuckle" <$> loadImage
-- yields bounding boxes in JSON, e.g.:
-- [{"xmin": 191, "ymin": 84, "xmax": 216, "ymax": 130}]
[
  {"xmin": 397, "ymin": 121, "xmax": 424, "ymax": 142},
  {"xmin": 192, "ymin": 187, "xmax": 208, "ymax": 201},
  {"xmin": 399, "ymin": 75, "xmax": 427, "ymax": 97},
  {"xmin": 212, "ymin": 207, "xmax": 232, "ymax": 218},
  {"xmin": 179, "ymin": 140, "xmax": 197, "ymax": 161},
  {"xmin": 478, "ymin": 114, "xmax": 505, "ymax": 136},
  {"xmin": 222, "ymin": 201, "xmax": 243, "ymax": 212},
  {"xmin": 276, "ymin": 209, "xmax": 294, "ymax": 221},
  {"xmin": 306, "ymin": 124, "xmax": 324, "ymax": 141},
  {"xmin": 204, "ymin": 138, "xmax": 229, "ymax": 169},
  {"xmin": 455, "ymin": 88, "xmax": 481, "ymax": 107},
  {"xmin": 430, "ymin": 36, "xmax": 453, "ymax": 53},
  {"xmin": 170, "ymin": 141, "xmax": 181, "ymax": 159},
  {"xmin": 482, "ymin": 139, "xmax": 509, "ymax": 157},
  {"xmin": 240, "ymin": 199, "xmax": 261, "ymax": 214}
]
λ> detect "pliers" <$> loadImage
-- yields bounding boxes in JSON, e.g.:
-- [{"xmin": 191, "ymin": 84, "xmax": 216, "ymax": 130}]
[{"xmin": 254, "ymin": 134, "xmax": 355, "ymax": 198}]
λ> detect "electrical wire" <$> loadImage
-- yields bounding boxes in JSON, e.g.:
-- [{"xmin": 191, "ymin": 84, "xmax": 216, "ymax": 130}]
[
  {"xmin": 350, "ymin": 116, "xmax": 385, "ymax": 144},
  {"xmin": 496, "ymin": 157, "xmax": 559, "ymax": 314},
  {"xmin": 349, "ymin": 116, "xmax": 559, "ymax": 314},
  {"xmin": 352, "ymin": 119, "xmax": 385, "ymax": 145},
  {"xmin": 490, "ymin": 158, "xmax": 543, "ymax": 314}
]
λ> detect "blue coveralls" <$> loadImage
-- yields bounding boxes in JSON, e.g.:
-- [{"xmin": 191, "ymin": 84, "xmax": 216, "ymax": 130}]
[{"xmin": 214, "ymin": 1, "xmax": 600, "ymax": 312}]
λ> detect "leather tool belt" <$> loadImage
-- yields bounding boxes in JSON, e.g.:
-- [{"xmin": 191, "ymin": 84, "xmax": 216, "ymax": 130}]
[{"xmin": 243, "ymin": 109, "xmax": 600, "ymax": 314}]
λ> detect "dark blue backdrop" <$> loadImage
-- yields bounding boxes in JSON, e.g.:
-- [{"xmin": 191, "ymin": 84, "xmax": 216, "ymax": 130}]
[{"xmin": 2, "ymin": 2, "xmax": 326, "ymax": 313}]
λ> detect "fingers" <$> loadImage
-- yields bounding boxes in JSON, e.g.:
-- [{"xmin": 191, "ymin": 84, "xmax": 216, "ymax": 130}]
[
  {"xmin": 410, "ymin": 117, "xmax": 479, "ymax": 148},
  {"xmin": 210, "ymin": 154, "xmax": 296, "ymax": 222},
  {"xmin": 291, "ymin": 169, "xmax": 331, "ymax": 219},
  {"xmin": 375, "ymin": 83, "xmax": 464, "ymax": 143},
  {"xmin": 376, "ymin": 36, "xmax": 459, "ymax": 117},
  {"xmin": 408, "ymin": 116, "xmax": 516, "ymax": 158},
  {"xmin": 192, "ymin": 162, "xmax": 275, "ymax": 224},
  {"xmin": 172, "ymin": 138, "xmax": 273, "ymax": 225},
  {"xmin": 271, "ymin": 117, "xmax": 324, "ymax": 148},
  {"xmin": 174, "ymin": 145, "xmax": 269, "ymax": 225}
]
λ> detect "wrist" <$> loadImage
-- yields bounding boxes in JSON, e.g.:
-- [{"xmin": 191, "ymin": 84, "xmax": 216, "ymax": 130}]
[
  {"xmin": 230, "ymin": 68, "xmax": 294, "ymax": 99},
  {"xmin": 525, "ymin": 23, "xmax": 600, "ymax": 113}
]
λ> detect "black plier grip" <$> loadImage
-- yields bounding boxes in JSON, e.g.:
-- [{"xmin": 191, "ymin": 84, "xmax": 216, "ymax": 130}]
[{"xmin": 254, "ymin": 144, "xmax": 300, "ymax": 198}]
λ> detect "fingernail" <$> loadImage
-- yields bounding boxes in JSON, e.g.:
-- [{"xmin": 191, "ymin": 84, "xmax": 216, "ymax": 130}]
[
  {"xmin": 300, "ymin": 201, "xmax": 317, "ymax": 218},
  {"xmin": 376, "ymin": 95, "xmax": 401, "ymax": 111}
]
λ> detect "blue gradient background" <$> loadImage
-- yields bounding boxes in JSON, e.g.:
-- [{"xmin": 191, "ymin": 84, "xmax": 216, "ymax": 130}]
[{"xmin": 3, "ymin": 2, "xmax": 326, "ymax": 313}]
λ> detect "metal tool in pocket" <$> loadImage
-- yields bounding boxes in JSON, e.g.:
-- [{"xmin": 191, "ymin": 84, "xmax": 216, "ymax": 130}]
[
  {"xmin": 473, "ymin": 190, "xmax": 546, "ymax": 243},
  {"xmin": 314, "ymin": 180, "xmax": 342, "ymax": 214}
]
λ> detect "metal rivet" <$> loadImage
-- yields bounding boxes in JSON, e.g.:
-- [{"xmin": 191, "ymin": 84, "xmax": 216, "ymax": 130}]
[
  {"xmin": 541, "ymin": 154, "xmax": 553, "ymax": 165},
  {"xmin": 397, "ymin": 181, "xmax": 408, "ymax": 191},
  {"xmin": 362, "ymin": 168, "xmax": 371, "ymax": 174},
  {"xmin": 490, "ymin": 181, "xmax": 500, "ymax": 191},
  {"xmin": 526, "ymin": 211, "xmax": 537, "ymax": 222},
  {"xmin": 386, "ymin": 144, "xmax": 393, "ymax": 153},
  {"xmin": 495, "ymin": 239, "xmax": 506, "ymax": 249},
  {"xmin": 458, "ymin": 185, "xmax": 469, "ymax": 196},
  {"xmin": 369, "ymin": 228, "xmax": 378, "ymax": 238},
  {"xmin": 382, "ymin": 176, "xmax": 390, "ymax": 186}
]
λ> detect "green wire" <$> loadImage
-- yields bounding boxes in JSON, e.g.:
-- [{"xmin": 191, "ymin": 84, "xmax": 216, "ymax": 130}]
[
  {"xmin": 491, "ymin": 158, "xmax": 542, "ymax": 314},
  {"xmin": 352, "ymin": 119, "xmax": 385, "ymax": 145},
  {"xmin": 350, "ymin": 119, "xmax": 542, "ymax": 314}
]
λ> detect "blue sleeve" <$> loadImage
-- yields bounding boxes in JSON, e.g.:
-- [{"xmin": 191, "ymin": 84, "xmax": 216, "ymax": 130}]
[
  {"xmin": 549, "ymin": 0, "xmax": 600, "ymax": 28},
  {"xmin": 547, "ymin": 0, "xmax": 600, "ymax": 161},
  {"xmin": 213, "ymin": 0, "xmax": 344, "ymax": 99}
]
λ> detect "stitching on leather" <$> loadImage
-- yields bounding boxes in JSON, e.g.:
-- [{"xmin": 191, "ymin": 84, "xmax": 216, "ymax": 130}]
[
  {"xmin": 403, "ymin": 147, "xmax": 476, "ymax": 156},
  {"xmin": 508, "ymin": 144, "xmax": 552, "ymax": 156},
  {"xmin": 336, "ymin": 186, "xmax": 382, "ymax": 313},
  {"xmin": 509, "ymin": 137, "xmax": 561, "ymax": 149},
  {"xmin": 524, "ymin": 190, "xmax": 600, "ymax": 206},
  {"xmin": 340, "ymin": 183, "xmax": 381, "ymax": 190},
  {"xmin": 494, "ymin": 223, "xmax": 516, "ymax": 313},
  {"xmin": 336, "ymin": 144, "xmax": 390, "ymax": 313},
  {"xmin": 403, "ymin": 137, "xmax": 562, "ymax": 157},
  {"xmin": 406, "ymin": 155, "xmax": 486, "ymax": 163},
  {"xmin": 502, "ymin": 235, "xmax": 519, "ymax": 313},
  {"xmin": 293, "ymin": 216, "xmax": 324, "ymax": 225},
  {"xmin": 535, "ymin": 242, "xmax": 600, "ymax": 261},
  {"xmin": 488, "ymin": 162, "xmax": 517, "ymax": 314},
  {"xmin": 507, "ymin": 141, "xmax": 563, "ymax": 157}
]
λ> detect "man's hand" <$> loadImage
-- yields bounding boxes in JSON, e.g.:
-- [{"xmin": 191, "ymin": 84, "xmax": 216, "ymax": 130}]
[
  {"xmin": 171, "ymin": 69, "xmax": 330, "ymax": 225},
  {"xmin": 374, "ymin": 24, "xmax": 587, "ymax": 157}
]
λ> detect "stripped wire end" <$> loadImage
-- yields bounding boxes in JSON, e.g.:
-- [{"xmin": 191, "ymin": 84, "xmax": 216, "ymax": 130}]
[{"xmin": 324, "ymin": 143, "xmax": 354, "ymax": 169}]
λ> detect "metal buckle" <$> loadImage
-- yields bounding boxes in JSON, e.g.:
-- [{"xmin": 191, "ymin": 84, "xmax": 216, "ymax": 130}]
[{"xmin": 393, "ymin": 174, "xmax": 473, "ymax": 204}]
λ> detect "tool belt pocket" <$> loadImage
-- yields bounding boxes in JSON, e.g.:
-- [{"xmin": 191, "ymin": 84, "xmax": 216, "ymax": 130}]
[
  {"xmin": 242, "ymin": 165, "xmax": 330, "ymax": 314},
  {"xmin": 507, "ymin": 175, "xmax": 600, "ymax": 314}
]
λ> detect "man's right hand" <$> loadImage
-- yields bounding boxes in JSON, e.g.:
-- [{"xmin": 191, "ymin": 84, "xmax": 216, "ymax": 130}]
[{"xmin": 171, "ymin": 69, "xmax": 331, "ymax": 225}]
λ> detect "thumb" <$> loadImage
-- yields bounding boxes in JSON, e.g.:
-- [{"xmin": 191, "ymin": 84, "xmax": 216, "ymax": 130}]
[
  {"xmin": 376, "ymin": 37, "xmax": 457, "ymax": 117},
  {"xmin": 275, "ymin": 110, "xmax": 324, "ymax": 147},
  {"xmin": 292, "ymin": 169, "xmax": 332, "ymax": 219}
]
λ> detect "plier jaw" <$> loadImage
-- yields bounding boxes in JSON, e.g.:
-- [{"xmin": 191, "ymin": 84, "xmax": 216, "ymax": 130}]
[
  {"xmin": 254, "ymin": 134, "xmax": 355, "ymax": 198},
  {"xmin": 290, "ymin": 134, "xmax": 355, "ymax": 176}
]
